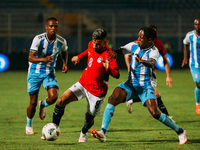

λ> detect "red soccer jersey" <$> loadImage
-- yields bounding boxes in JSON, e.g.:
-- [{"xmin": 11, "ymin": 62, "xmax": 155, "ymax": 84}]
[
  {"xmin": 77, "ymin": 41, "xmax": 120, "ymax": 97},
  {"xmin": 154, "ymin": 38, "xmax": 166, "ymax": 56}
]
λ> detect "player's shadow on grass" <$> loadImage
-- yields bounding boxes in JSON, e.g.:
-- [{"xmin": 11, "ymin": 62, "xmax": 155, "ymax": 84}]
[{"xmin": 108, "ymin": 128, "xmax": 171, "ymax": 132}]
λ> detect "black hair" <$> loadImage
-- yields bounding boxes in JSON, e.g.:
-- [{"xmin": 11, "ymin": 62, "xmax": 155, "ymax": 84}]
[
  {"xmin": 92, "ymin": 28, "xmax": 107, "ymax": 40},
  {"xmin": 147, "ymin": 24, "xmax": 157, "ymax": 31},
  {"xmin": 46, "ymin": 17, "xmax": 58, "ymax": 23},
  {"xmin": 140, "ymin": 26, "xmax": 157, "ymax": 41}
]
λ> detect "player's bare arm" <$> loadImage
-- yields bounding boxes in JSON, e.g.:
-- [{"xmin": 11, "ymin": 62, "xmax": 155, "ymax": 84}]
[
  {"xmin": 162, "ymin": 54, "xmax": 172, "ymax": 88},
  {"xmin": 71, "ymin": 56, "xmax": 80, "ymax": 65},
  {"xmin": 28, "ymin": 51, "xmax": 53, "ymax": 63},
  {"xmin": 61, "ymin": 51, "xmax": 68, "ymax": 73},
  {"xmin": 182, "ymin": 45, "xmax": 189, "ymax": 67},
  {"xmin": 135, "ymin": 54, "xmax": 156, "ymax": 68}
]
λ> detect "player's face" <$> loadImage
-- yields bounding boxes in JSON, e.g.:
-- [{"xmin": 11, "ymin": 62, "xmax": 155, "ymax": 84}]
[
  {"xmin": 92, "ymin": 39, "xmax": 106, "ymax": 51},
  {"xmin": 194, "ymin": 19, "xmax": 200, "ymax": 33},
  {"xmin": 138, "ymin": 30, "xmax": 151, "ymax": 49},
  {"xmin": 45, "ymin": 20, "xmax": 58, "ymax": 37}
]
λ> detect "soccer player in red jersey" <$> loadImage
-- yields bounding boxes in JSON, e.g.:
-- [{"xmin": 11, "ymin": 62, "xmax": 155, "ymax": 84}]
[
  {"xmin": 125, "ymin": 25, "xmax": 173, "ymax": 118},
  {"xmin": 51, "ymin": 28, "xmax": 119, "ymax": 142}
]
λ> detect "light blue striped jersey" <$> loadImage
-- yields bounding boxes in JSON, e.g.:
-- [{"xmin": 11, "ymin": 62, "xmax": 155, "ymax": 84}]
[
  {"xmin": 122, "ymin": 42, "xmax": 159, "ymax": 86},
  {"xmin": 28, "ymin": 33, "xmax": 68, "ymax": 74},
  {"xmin": 183, "ymin": 30, "xmax": 200, "ymax": 68}
]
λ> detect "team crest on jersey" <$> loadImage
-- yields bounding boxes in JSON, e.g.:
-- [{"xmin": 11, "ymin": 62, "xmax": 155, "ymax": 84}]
[{"xmin": 97, "ymin": 57, "xmax": 102, "ymax": 63}]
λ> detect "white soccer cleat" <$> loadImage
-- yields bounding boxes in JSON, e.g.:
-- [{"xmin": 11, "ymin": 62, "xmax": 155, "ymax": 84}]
[
  {"xmin": 178, "ymin": 130, "xmax": 187, "ymax": 145},
  {"xmin": 39, "ymin": 100, "xmax": 46, "ymax": 120},
  {"xmin": 78, "ymin": 132, "xmax": 88, "ymax": 142},
  {"xmin": 91, "ymin": 129, "xmax": 106, "ymax": 142},
  {"xmin": 26, "ymin": 126, "xmax": 34, "ymax": 135},
  {"xmin": 126, "ymin": 102, "xmax": 132, "ymax": 114}
]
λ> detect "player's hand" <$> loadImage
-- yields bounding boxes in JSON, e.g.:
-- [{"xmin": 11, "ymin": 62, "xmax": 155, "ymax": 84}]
[
  {"xmin": 45, "ymin": 56, "xmax": 53, "ymax": 62},
  {"xmin": 62, "ymin": 64, "xmax": 68, "ymax": 73},
  {"xmin": 109, "ymin": 52, "xmax": 117, "ymax": 59},
  {"xmin": 71, "ymin": 56, "xmax": 80, "ymax": 65},
  {"xmin": 181, "ymin": 58, "xmax": 188, "ymax": 67},
  {"xmin": 103, "ymin": 56, "xmax": 110, "ymax": 69},
  {"xmin": 166, "ymin": 76, "xmax": 172, "ymax": 88},
  {"xmin": 135, "ymin": 54, "xmax": 143, "ymax": 63}
]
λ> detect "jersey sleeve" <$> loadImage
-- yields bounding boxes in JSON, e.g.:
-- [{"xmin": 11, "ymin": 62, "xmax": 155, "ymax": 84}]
[
  {"xmin": 156, "ymin": 39, "xmax": 166, "ymax": 56},
  {"xmin": 30, "ymin": 36, "xmax": 40, "ymax": 52},
  {"xmin": 61, "ymin": 39, "xmax": 68, "ymax": 52},
  {"xmin": 121, "ymin": 42, "xmax": 135, "ymax": 54},
  {"xmin": 149, "ymin": 47, "xmax": 159, "ymax": 62},
  {"xmin": 183, "ymin": 32, "xmax": 190, "ymax": 45},
  {"xmin": 107, "ymin": 57, "xmax": 120, "ymax": 79}
]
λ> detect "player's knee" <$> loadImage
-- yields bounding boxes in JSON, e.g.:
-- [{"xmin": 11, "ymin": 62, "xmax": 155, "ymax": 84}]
[{"xmin": 48, "ymin": 94, "xmax": 58, "ymax": 104}]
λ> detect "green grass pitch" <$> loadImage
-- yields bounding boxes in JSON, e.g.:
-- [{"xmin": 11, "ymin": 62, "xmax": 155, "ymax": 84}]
[{"xmin": 0, "ymin": 69, "xmax": 200, "ymax": 150}]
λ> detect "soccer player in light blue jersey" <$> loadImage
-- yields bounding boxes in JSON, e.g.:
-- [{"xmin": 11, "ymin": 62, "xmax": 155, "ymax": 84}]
[
  {"xmin": 182, "ymin": 18, "xmax": 200, "ymax": 115},
  {"xmin": 92, "ymin": 27, "xmax": 187, "ymax": 145},
  {"xmin": 26, "ymin": 17, "xmax": 68, "ymax": 135}
]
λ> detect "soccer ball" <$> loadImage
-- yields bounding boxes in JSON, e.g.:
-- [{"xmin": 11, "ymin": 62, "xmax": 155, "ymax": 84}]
[{"xmin": 42, "ymin": 123, "xmax": 60, "ymax": 141}]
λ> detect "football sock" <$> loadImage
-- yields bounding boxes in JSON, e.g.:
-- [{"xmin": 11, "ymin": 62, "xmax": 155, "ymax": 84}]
[
  {"xmin": 53, "ymin": 104, "xmax": 65, "ymax": 126},
  {"xmin": 157, "ymin": 97, "xmax": 169, "ymax": 116},
  {"xmin": 158, "ymin": 113, "xmax": 180, "ymax": 133},
  {"xmin": 195, "ymin": 87, "xmax": 200, "ymax": 105},
  {"xmin": 82, "ymin": 121, "xmax": 94, "ymax": 134},
  {"xmin": 26, "ymin": 116, "xmax": 33, "ymax": 127},
  {"xmin": 41, "ymin": 100, "xmax": 49, "ymax": 108},
  {"xmin": 101, "ymin": 103, "xmax": 115, "ymax": 134}
]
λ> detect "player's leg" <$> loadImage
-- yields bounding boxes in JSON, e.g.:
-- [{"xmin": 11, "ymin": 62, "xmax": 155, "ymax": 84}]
[
  {"xmin": 145, "ymin": 99, "xmax": 187, "ymax": 145},
  {"xmin": 190, "ymin": 68, "xmax": 200, "ymax": 115},
  {"xmin": 79, "ymin": 112, "xmax": 95, "ymax": 142},
  {"xmin": 53, "ymin": 82, "xmax": 84, "ymax": 126},
  {"xmin": 53, "ymin": 89, "xmax": 78, "ymax": 126},
  {"xmin": 79, "ymin": 91, "xmax": 104, "ymax": 142},
  {"xmin": 26, "ymin": 92, "xmax": 38, "ymax": 134},
  {"xmin": 195, "ymin": 82, "xmax": 200, "ymax": 115},
  {"xmin": 154, "ymin": 87, "xmax": 169, "ymax": 116},
  {"xmin": 26, "ymin": 73, "xmax": 42, "ymax": 134},
  {"xmin": 39, "ymin": 74, "xmax": 59, "ymax": 120}
]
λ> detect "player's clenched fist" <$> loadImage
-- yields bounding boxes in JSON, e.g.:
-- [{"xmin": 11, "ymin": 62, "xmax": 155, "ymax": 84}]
[{"xmin": 71, "ymin": 56, "xmax": 80, "ymax": 65}]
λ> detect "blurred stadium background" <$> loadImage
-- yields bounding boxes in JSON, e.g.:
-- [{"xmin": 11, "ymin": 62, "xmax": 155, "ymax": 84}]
[{"xmin": 0, "ymin": 0, "xmax": 200, "ymax": 70}]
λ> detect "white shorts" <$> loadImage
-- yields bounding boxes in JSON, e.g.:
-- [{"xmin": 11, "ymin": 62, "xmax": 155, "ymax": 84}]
[{"xmin": 69, "ymin": 82, "xmax": 104, "ymax": 116}]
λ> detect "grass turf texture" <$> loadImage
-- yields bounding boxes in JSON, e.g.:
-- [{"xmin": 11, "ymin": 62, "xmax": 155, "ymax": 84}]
[{"xmin": 0, "ymin": 70, "xmax": 200, "ymax": 150}]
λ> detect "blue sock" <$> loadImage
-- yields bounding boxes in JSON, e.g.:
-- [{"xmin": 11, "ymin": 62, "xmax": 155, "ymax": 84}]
[
  {"xmin": 101, "ymin": 103, "xmax": 115, "ymax": 134},
  {"xmin": 26, "ymin": 116, "xmax": 33, "ymax": 127},
  {"xmin": 195, "ymin": 87, "xmax": 200, "ymax": 104},
  {"xmin": 158, "ymin": 113, "xmax": 181, "ymax": 133},
  {"xmin": 41, "ymin": 100, "xmax": 49, "ymax": 107}
]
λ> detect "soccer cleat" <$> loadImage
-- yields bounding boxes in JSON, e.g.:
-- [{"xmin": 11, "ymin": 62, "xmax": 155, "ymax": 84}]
[
  {"xmin": 39, "ymin": 100, "xmax": 46, "ymax": 120},
  {"xmin": 91, "ymin": 129, "xmax": 106, "ymax": 142},
  {"xmin": 178, "ymin": 130, "xmax": 187, "ymax": 145},
  {"xmin": 26, "ymin": 126, "xmax": 34, "ymax": 135},
  {"xmin": 196, "ymin": 104, "xmax": 200, "ymax": 115},
  {"xmin": 126, "ymin": 102, "xmax": 132, "ymax": 114},
  {"xmin": 78, "ymin": 132, "xmax": 88, "ymax": 142},
  {"xmin": 169, "ymin": 116, "xmax": 176, "ymax": 123}
]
